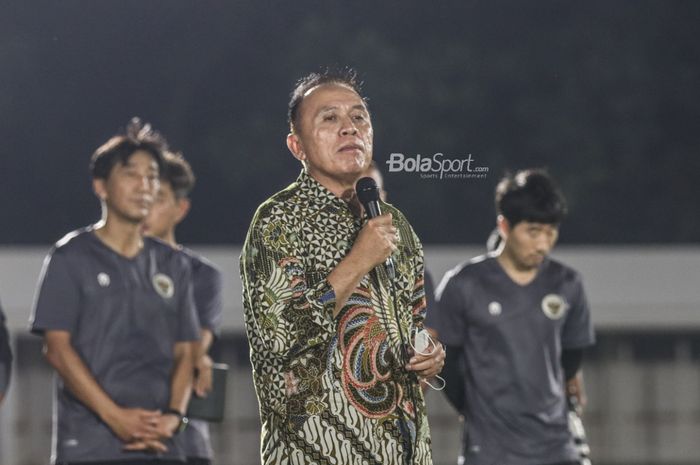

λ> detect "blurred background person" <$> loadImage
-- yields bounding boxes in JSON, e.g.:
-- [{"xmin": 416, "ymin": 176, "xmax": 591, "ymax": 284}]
[
  {"xmin": 427, "ymin": 169, "xmax": 595, "ymax": 465},
  {"xmin": 0, "ymin": 299, "xmax": 12, "ymax": 406},
  {"xmin": 29, "ymin": 119, "xmax": 200, "ymax": 464},
  {"xmin": 142, "ymin": 151, "xmax": 224, "ymax": 465}
]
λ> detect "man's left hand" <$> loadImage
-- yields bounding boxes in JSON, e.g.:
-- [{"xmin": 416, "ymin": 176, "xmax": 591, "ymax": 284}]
[
  {"xmin": 406, "ymin": 340, "xmax": 445, "ymax": 379},
  {"xmin": 123, "ymin": 411, "xmax": 177, "ymax": 453},
  {"xmin": 567, "ymin": 371, "xmax": 587, "ymax": 411},
  {"xmin": 194, "ymin": 354, "xmax": 213, "ymax": 398}
]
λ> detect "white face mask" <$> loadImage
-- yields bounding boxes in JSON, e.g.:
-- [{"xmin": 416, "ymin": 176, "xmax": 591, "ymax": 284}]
[{"xmin": 410, "ymin": 327, "xmax": 446, "ymax": 392}]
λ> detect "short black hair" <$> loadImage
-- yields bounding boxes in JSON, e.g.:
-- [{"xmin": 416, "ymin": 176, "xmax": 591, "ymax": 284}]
[
  {"xmin": 495, "ymin": 169, "xmax": 567, "ymax": 226},
  {"xmin": 161, "ymin": 151, "xmax": 196, "ymax": 199},
  {"xmin": 287, "ymin": 67, "xmax": 366, "ymax": 132},
  {"xmin": 90, "ymin": 118, "xmax": 168, "ymax": 179}
]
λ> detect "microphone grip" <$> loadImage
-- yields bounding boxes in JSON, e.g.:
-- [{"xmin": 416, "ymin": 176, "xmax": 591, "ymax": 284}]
[
  {"xmin": 362, "ymin": 199, "xmax": 395, "ymax": 279},
  {"xmin": 385, "ymin": 256, "xmax": 396, "ymax": 279},
  {"xmin": 365, "ymin": 202, "xmax": 382, "ymax": 218}
]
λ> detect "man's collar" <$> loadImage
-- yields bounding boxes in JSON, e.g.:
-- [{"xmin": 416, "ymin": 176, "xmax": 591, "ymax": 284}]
[
  {"xmin": 296, "ymin": 170, "xmax": 344, "ymax": 205},
  {"xmin": 295, "ymin": 170, "xmax": 364, "ymax": 219}
]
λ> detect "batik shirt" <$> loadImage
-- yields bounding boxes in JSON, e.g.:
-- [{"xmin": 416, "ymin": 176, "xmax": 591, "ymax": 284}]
[{"xmin": 240, "ymin": 170, "xmax": 433, "ymax": 465}]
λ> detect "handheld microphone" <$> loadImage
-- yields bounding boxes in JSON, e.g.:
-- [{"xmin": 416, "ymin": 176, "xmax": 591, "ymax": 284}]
[{"xmin": 355, "ymin": 176, "xmax": 396, "ymax": 279}]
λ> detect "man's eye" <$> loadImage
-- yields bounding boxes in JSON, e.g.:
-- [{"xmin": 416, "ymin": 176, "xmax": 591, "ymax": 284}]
[
  {"xmin": 323, "ymin": 114, "xmax": 337, "ymax": 121},
  {"xmin": 352, "ymin": 114, "xmax": 366, "ymax": 121}
]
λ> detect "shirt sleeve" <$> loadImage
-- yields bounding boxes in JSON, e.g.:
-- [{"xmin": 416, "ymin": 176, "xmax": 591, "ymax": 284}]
[
  {"xmin": 240, "ymin": 206, "xmax": 337, "ymax": 359},
  {"xmin": 30, "ymin": 248, "xmax": 81, "ymax": 335},
  {"xmin": 561, "ymin": 273, "xmax": 596, "ymax": 349},
  {"xmin": 0, "ymin": 308, "xmax": 12, "ymax": 396},
  {"xmin": 176, "ymin": 257, "xmax": 201, "ymax": 342},
  {"xmin": 193, "ymin": 262, "xmax": 224, "ymax": 336},
  {"xmin": 426, "ymin": 271, "xmax": 468, "ymax": 347}
]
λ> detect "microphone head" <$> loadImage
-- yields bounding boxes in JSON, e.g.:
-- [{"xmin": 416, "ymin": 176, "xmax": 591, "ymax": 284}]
[{"xmin": 355, "ymin": 176, "xmax": 380, "ymax": 206}]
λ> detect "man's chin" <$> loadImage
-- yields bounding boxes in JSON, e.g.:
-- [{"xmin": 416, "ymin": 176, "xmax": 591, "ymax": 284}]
[
  {"xmin": 336, "ymin": 153, "xmax": 369, "ymax": 170},
  {"xmin": 335, "ymin": 166, "xmax": 366, "ymax": 183},
  {"xmin": 120, "ymin": 211, "xmax": 149, "ymax": 226}
]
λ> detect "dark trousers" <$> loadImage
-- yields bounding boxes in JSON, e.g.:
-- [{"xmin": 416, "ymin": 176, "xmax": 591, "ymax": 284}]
[
  {"xmin": 186, "ymin": 459, "xmax": 211, "ymax": 465},
  {"xmin": 459, "ymin": 459, "xmax": 580, "ymax": 465},
  {"xmin": 59, "ymin": 461, "xmax": 185, "ymax": 465},
  {"xmin": 60, "ymin": 456, "xmax": 212, "ymax": 465}
]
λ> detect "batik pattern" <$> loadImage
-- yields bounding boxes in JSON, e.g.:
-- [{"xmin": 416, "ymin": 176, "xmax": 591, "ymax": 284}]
[{"xmin": 241, "ymin": 170, "xmax": 432, "ymax": 465}]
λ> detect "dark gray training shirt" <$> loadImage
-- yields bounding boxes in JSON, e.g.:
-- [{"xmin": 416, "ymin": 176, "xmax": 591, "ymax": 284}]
[
  {"xmin": 30, "ymin": 227, "xmax": 201, "ymax": 464},
  {"xmin": 426, "ymin": 254, "xmax": 595, "ymax": 465},
  {"xmin": 179, "ymin": 248, "xmax": 224, "ymax": 460}
]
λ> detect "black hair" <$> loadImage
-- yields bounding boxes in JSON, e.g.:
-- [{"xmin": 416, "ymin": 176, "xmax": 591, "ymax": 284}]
[
  {"xmin": 495, "ymin": 169, "xmax": 567, "ymax": 226},
  {"xmin": 161, "ymin": 151, "xmax": 196, "ymax": 199},
  {"xmin": 287, "ymin": 67, "xmax": 366, "ymax": 132},
  {"xmin": 90, "ymin": 118, "xmax": 168, "ymax": 179}
]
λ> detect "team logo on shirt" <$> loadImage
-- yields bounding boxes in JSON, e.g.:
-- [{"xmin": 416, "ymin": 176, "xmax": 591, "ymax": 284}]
[
  {"xmin": 152, "ymin": 273, "xmax": 175, "ymax": 299},
  {"xmin": 488, "ymin": 301, "xmax": 502, "ymax": 316},
  {"xmin": 97, "ymin": 272, "xmax": 110, "ymax": 287},
  {"xmin": 541, "ymin": 294, "xmax": 568, "ymax": 319}
]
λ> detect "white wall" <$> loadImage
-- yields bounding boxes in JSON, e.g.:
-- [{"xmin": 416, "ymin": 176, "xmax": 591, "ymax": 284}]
[{"xmin": 3, "ymin": 244, "xmax": 700, "ymax": 331}]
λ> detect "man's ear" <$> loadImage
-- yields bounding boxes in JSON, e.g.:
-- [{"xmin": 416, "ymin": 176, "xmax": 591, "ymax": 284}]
[
  {"xmin": 497, "ymin": 215, "xmax": 510, "ymax": 240},
  {"xmin": 175, "ymin": 198, "xmax": 191, "ymax": 225},
  {"xmin": 287, "ymin": 132, "xmax": 306, "ymax": 162},
  {"xmin": 93, "ymin": 178, "xmax": 107, "ymax": 201}
]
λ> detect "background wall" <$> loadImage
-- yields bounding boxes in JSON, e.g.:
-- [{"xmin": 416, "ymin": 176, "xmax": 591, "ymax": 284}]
[{"xmin": 1, "ymin": 1, "xmax": 699, "ymax": 245}]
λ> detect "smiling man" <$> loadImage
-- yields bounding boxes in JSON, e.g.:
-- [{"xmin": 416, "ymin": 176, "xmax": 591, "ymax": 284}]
[
  {"xmin": 426, "ymin": 169, "xmax": 596, "ymax": 465},
  {"xmin": 240, "ymin": 69, "xmax": 444, "ymax": 465},
  {"xmin": 30, "ymin": 119, "xmax": 200, "ymax": 465}
]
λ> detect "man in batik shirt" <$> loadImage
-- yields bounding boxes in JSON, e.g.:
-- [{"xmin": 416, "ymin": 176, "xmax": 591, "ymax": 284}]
[{"xmin": 240, "ymin": 69, "xmax": 445, "ymax": 465}]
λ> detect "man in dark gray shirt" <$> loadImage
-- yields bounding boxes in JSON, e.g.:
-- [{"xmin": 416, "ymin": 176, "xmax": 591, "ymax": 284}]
[
  {"xmin": 142, "ymin": 151, "xmax": 223, "ymax": 465},
  {"xmin": 426, "ymin": 170, "xmax": 595, "ymax": 465},
  {"xmin": 0, "ymin": 301, "xmax": 12, "ymax": 406},
  {"xmin": 30, "ymin": 119, "xmax": 201, "ymax": 464}
]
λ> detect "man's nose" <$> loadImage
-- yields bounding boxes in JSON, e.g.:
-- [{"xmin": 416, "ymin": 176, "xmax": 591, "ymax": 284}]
[
  {"xmin": 340, "ymin": 116, "xmax": 358, "ymax": 136},
  {"xmin": 137, "ymin": 175, "xmax": 153, "ymax": 191},
  {"xmin": 535, "ymin": 235, "xmax": 552, "ymax": 253}
]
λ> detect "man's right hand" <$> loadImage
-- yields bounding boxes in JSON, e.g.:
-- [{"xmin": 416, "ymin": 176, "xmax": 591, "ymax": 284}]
[
  {"xmin": 123, "ymin": 438, "xmax": 168, "ymax": 453},
  {"xmin": 328, "ymin": 213, "xmax": 399, "ymax": 317},
  {"xmin": 350, "ymin": 213, "xmax": 398, "ymax": 272},
  {"xmin": 105, "ymin": 406, "xmax": 162, "ymax": 444},
  {"xmin": 42, "ymin": 332, "xmax": 170, "ymax": 453}
]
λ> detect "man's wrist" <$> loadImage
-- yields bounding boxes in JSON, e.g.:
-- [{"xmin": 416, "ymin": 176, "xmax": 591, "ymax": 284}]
[
  {"xmin": 164, "ymin": 407, "xmax": 189, "ymax": 434},
  {"xmin": 97, "ymin": 402, "xmax": 121, "ymax": 427},
  {"xmin": 196, "ymin": 354, "xmax": 213, "ymax": 370}
]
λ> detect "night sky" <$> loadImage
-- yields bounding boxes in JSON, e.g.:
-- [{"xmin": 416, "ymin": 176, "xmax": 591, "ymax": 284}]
[{"xmin": 2, "ymin": 1, "xmax": 698, "ymax": 245}]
